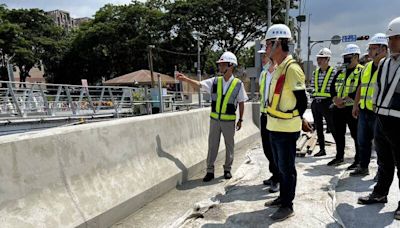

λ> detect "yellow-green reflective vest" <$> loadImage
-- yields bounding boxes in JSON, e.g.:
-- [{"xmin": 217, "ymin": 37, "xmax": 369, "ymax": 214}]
[
  {"xmin": 313, "ymin": 67, "xmax": 334, "ymax": 97},
  {"xmin": 360, "ymin": 61, "xmax": 378, "ymax": 111},
  {"xmin": 260, "ymin": 71, "xmax": 268, "ymax": 113},
  {"xmin": 210, "ymin": 77, "xmax": 242, "ymax": 121},
  {"xmin": 267, "ymin": 60, "xmax": 300, "ymax": 119},
  {"xmin": 335, "ymin": 64, "xmax": 364, "ymax": 106}
]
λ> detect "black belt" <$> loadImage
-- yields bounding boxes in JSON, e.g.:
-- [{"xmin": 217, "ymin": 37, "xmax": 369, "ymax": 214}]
[{"xmin": 313, "ymin": 98, "xmax": 329, "ymax": 103}]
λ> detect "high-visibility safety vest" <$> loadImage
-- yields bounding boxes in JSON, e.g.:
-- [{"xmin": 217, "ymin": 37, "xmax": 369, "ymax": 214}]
[
  {"xmin": 360, "ymin": 61, "xmax": 378, "ymax": 111},
  {"xmin": 375, "ymin": 58, "xmax": 400, "ymax": 118},
  {"xmin": 313, "ymin": 67, "xmax": 334, "ymax": 97},
  {"xmin": 266, "ymin": 59, "xmax": 299, "ymax": 119},
  {"xmin": 210, "ymin": 76, "xmax": 242, "ymax": 121},
  {"xmin": 260, "ymin": 71, "xmax": 268, "ymax": 113},
  {"xmin": 335, "ymin": 64, "xmax": 364, "ymax": 106}
]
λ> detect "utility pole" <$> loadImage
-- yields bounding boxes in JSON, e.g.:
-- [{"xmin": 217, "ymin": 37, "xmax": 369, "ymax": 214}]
[
  {"xmin": 267, "ymin": 0, "xmax": 272, "ymax": 28},
  {"xmin": 147, "ymin": 45, "xmax": 155, "ymax": 88},
  {"xmin": 157, "ymin": 74, "xmax": 164, "ymax": 113},
  {"xmin": 191, "ymin": 31, "xmax": 206, "ymax": 107},
  {"xmin": 296, "ymin": 0, "xmax": 302, "ymax": 60},
  {"xmin": 306, "ymin": 13, "xmax": 312, "ymax": 80},
  {"xmin": 285, "ymin": 0, "xmax": 290, "ymax": 25},
  {"xmin": 174, "ymin": 65, "xmax": 179, "ymax": 93},
  {"xmin": 197, "ymin": 38, "xmax": 202, "ymax": 108}
]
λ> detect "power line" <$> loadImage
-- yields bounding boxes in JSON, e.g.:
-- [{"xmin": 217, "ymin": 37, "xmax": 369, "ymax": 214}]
[{"xmin": 156, "ymin": 47, "xmax": 206, "ymax": 56}]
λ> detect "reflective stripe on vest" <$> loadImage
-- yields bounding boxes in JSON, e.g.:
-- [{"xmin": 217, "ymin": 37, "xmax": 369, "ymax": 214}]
[
  {"xmin": 260, "ymin": 71, "xmax": 268, "ymax": 113},
  {"xmin": 313, "ymin": 67, "xmax": 333, "ymax": 97},
  {"xmin": 266, "ymin": 60, "xmax": 300, "ymax": 119},
  {"xmin": 335, "ymin": 64, "xmax": 364, "ymax": 106},
  {"xmin": 360, "ymin": 61, "xmax": 377, "ymax": 111},
  {"xmin": 375, "ymin": 58, "xmax": 400, "ymax": 118},
  {"xmin": 210, "ymin": 77, "xmax": 241, "ymax": 121}
]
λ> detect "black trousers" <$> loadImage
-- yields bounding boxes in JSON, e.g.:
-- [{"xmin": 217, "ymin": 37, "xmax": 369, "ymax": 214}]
[
  {"xmin": 373, "ymin": 115, "xmax": 400, "ymax": 196},
  {"xmin": 260, "ymin": 113, "xmax": 279, "ymax": 182},
  {"xmin": 270, "ymin": 131, "xmax": 300, "ymax": 208},
  {"xmin": 332, "ymin": 106, "xmax": 359, "ymax": 162},
  {"xmin": 311, "ymin": 98, "xmax": 335, "ymax": 151}
]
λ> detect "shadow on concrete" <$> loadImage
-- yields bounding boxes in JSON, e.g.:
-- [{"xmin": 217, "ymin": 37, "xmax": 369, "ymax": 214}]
[
  {"xmin": 156, "ymin": 135, "xmax": 188, "ymax": 183},
  {"xmin": 214, "ymin": 184, "xmax": 272, "ymax": 203},
  {"xmin": 201, "ymin": 207, "xmax": 278, "ymax": 228},
  {"xmin": 251, "ymin": 103, "xmax": 260, "ymax": 129},
  {"xmin": 302, "ymin": 163, "xmax": 344, "ymax": 177},
  {"xmin": 325, "ymin": 222, "xmax": 342, "ymax": 228},
  {"xmin": 295, "ymin": 156, "xmax": 333, "ymax": 164},
  {"xmin": 335, "ymin": 175, "xmax": 376, "ymax": 193},
  {"xmin": 336, "ymin": 203, "xmax": 395, "ymax": 228},
  {"xmin": 176, "ymin": 176, "xmax": 225, "ymax": 191}
]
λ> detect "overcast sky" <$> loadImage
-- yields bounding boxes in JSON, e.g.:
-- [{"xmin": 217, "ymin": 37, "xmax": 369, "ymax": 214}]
[{"xmin": 2, "ymin": 0, "xmax": 400, "ymax": 65}]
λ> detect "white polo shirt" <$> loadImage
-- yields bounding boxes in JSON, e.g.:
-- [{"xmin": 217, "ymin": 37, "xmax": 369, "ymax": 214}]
[{"xmin": 200, "ymin": 75, "xmax": 248, "ymax": 103}]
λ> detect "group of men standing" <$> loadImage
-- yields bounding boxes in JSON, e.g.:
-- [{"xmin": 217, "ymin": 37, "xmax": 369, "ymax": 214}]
[
  {"xmin": 257, "ymin": 17, "xmax": 400, "ymax": 222},
  {"xmin": 177, "ymin": 16, "xmax": 400, "ymax": 222}
]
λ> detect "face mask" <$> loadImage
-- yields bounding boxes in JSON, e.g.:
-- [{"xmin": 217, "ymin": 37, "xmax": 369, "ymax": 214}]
[{"xmin": 343, "ymin": 57, "xmax": 352, "ymax": 64}]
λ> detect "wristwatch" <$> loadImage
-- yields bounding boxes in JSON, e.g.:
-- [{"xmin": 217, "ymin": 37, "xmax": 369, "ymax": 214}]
[{"xmin": 238, "ymin": 119, "xmax": 243, "ymax": 122}]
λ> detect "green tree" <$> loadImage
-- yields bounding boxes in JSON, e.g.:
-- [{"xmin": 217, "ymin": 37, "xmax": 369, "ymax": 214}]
[
  {"xmin": 0, "ymin": 6, "xmax": 65, "ymax": 80},
  {"xmin": 53, "ymin": 3, "xmax": 166, "ymax": 84},
  {"xmin": 52, "ymin": 0, "xmax": 295, "ymax": 84}
]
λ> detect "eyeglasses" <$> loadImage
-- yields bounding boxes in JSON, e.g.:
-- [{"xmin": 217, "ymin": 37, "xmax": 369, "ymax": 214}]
[
  {"xmin": 367, "ymin": 46, "xmax": 380, "ymax": 52},
  {"xmin": 265, "ymin": 41, "xmax": 274, "ymax": 47}
]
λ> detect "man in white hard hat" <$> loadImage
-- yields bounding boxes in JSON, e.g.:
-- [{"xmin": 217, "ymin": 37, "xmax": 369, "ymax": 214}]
[
  {"xmin": 328, "ymin": 44, "xmax": 364, "ymax": 169},
  {"xmin": 176, "ymin": 51, "xmax": 248, "ymax": 182},
  {"xmin": 310, "ymin": 48, "xmax": 336, "ymax": 157},
  {"xmin": 258, "ymin": 46, "xmax": 280, "ymax": 193},
  {"xmin": 358, "ymin": 17, "xmax": 400, "ymax": 221},
  {"xmin": 350, "ymin": 33, "xmax": 388, "ymax": 177},
  {"xmin": 262, "ymin": 24, "xmax": 313, "ymax": 221}
]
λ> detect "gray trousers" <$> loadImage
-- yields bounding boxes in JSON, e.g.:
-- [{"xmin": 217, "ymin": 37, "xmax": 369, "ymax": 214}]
[{"xmin": 207, "ymin": 118, "xmax": 235, "ymax": 173}]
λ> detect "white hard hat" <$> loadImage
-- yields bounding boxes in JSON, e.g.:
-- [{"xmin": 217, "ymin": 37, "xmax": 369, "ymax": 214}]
[
  {"xmin": 316, "ymin": 47, "xmax": 332, "ymax": 57},
  {"xmin": 386, "ymin": 17, "xmax": 400, "ymax": 37},
  {"xmin": 216, "ymin": 51, "xmax": 238, "ymax": 66},
  {"xmin": 265, "ymin": 24, "xmax": 292, "ymax": 40},
  {"xmin": 341, "ymin": 44, "xmax": 361, "ymax": 56},
  {"xmin": 368, "ymin": 33, "xmax": 388, "ymax": 46}
]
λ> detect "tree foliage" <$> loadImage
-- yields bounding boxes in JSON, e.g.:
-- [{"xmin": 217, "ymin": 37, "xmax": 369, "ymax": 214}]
[{"xmin": 0, "ymin": 0, "xmax": 296, "ymax": 84}]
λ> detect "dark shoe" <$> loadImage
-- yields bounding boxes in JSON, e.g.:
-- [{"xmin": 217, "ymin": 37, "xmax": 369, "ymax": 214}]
[
  {"xmin": 203, "ymin": 173, "xmax": 214, "ymax": 182},
  {"xmin": 264, "ymin": 197, "xmax": 282, "ymax": 207},
  {"xmin": 270, "ymin": 207, "xmax": 294, "ymax": 221},
  {"xmin": 395, "ymin": 202, "xmax": 400, "ymax": 220},
  {"xmin": 358, "ymin": 193, "xmax": 388, "ymax": 205},
  {"xmin": 269, "ymin": 182, "xmax": 280, "ymax": 193},
  {"xmin": 347, "ymin": 163, "xmax": 359, "ymax": 170},
  {"xmin": 314, "ymin": 150, "xmax": 326, "ymax": 157},
  {"xmin": 263, "ymin": 177, "xmax": 273, "ymax": 186},
  {"xmin": 326, "ymin": 129, "xmax": 331, "ymax": 133},
  {"xmin": 224, "ymin": 171, "xmax": 232, "ymax": 179},
  {"xmin": 327, "ymin": 158, "xmax": 344, "ymax": 166},
  {"xmin": 350, "ymin": 167, "xmax": 369, "ymax": 176}
]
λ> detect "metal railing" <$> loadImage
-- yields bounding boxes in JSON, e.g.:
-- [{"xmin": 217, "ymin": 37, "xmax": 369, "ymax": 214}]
[
  {"xmin": 0, "ymin": 81, "xmax": 138, "ymax": 118},
  {"xmin": 0, "ymin": 81, "xmax": 211, "ymax": 119}
]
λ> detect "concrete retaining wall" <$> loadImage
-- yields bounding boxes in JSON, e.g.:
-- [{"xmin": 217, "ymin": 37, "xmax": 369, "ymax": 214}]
[{"xmin": 0, "ymin": 103, "xmax": 260, "ymax": 228}]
